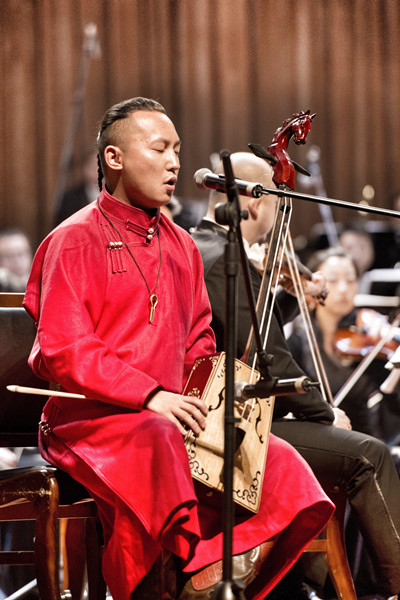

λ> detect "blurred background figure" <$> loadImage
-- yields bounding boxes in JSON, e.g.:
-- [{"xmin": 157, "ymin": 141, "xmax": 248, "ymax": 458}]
[
  {"xmin": 306, "ymin": 215, "xmax": 400, "ymax": 301},
  {"xmin": 306, "ymin": 207, "xmax": 400, "ymax": 274},
  {"xmin": 54, "ymin": 149, "xmax": 99, "ymax": 226},
  {"xmin": 389, "ymin": 190, "xmax": 400, "ymax": 266},
  {"xmin": 0, "ymin": 228, "xmax": 38, "ymax": 598},
  {"xmin": 172, "ymin": 196, "xmax": 207, "ymax": 232},
  {"xmin": 0, "ymin": 228, "xmax": 33, "ymax": 292},
  {"xmin": 338, "ymin": 224, "xmax": 375, "ymax": 279}
]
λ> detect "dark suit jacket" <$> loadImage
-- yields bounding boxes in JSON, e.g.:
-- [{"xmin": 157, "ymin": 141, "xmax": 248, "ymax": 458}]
[{"xmin": 192, "ymin": 219, "xmax": 334, "ymax": 424}]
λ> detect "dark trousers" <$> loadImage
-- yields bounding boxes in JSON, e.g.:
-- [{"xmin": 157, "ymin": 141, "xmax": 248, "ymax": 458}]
[{"xmin": 271, "ymin": 419, "xmax": 400, "ymax": 596}]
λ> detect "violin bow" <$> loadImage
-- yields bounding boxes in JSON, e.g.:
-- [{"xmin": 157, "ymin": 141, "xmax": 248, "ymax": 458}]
[{"xmin": 284, "ymin": 233, "xmax": 334, "ymax": 406}]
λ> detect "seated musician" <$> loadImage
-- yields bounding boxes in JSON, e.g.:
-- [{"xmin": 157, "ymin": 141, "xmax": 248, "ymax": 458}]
[
  {"xmin": 288, "ymin": 245, "xmax": 400, "ymax": 596},
  {"xmin": 192, "ymin": 151, "xmax": 400, "ymax": 598},
  {"xmin": 289, "ymin": 246, "xmax": 400, "ymax": 442},
  {"xmin": 23, "ymin": 97, "xmax": 334, "ymax": 600}
]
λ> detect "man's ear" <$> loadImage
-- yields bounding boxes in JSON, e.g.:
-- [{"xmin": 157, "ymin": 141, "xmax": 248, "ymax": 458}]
[
  {"xmin": 247, "ymin": 197, "xmax": 262, "ymax": 220},
  {"xmin": 104, "ymin": 145, "xmax": 123, "ymax": 171}
]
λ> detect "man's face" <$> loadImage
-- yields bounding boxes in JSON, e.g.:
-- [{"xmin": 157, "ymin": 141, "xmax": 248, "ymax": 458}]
[
  {"xmin": 242, "ymin": 165, "xmax": 277, "ymax": 244},
  {"xmin": 254, "ymin": 189, "xmax": 278, "ymax": 243},
  {"xmin": 215, "ymin": 154, "xmax": 278, "ymax": 245},
  {"xmin": 110, "ymin": 111, "xmax": 181, "ymax": 210}
]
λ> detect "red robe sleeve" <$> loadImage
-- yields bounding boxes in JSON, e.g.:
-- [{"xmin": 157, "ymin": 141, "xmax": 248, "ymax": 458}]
[{"xmin": 24, "ymin": 206, "xmax": 216, "ymax": 410}]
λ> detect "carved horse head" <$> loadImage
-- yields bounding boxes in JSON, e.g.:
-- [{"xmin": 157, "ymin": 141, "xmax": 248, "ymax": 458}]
[{"xmin": 267, "ymin": 110, "xmax": 316, "ymax": 189}]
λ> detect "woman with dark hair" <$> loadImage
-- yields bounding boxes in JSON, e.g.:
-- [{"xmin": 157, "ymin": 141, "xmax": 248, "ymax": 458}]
[
  {"xmin": 287, "ymin": 245, "xmax": 400, "ymax": 598},
  {"xmin": 288, "ymin": 246, "xmax": 400, "ymax": 440}
]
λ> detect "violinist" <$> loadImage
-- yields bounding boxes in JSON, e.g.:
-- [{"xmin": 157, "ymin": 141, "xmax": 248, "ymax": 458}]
[
  {"xmin": 192, "ymin": 151, "xmax": 400, "ymax": 599},
  {"xmin": 288, "ymin": 246, "xmax": 400, "ymax": 443},
  {"xmin": 287, "ymin": 245, "xmax": 400, "ymax": 596}
]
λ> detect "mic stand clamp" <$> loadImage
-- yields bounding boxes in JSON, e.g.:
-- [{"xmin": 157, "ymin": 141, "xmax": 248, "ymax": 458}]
[{"xmin": 215, "ymin": 202, "xmax": 248, "ymax": 229}]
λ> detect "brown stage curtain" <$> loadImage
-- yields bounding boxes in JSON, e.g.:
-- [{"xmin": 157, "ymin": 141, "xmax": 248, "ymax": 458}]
[{"xmin": 1, "ymin": 0, "xmax": 400, "ymax": 249}]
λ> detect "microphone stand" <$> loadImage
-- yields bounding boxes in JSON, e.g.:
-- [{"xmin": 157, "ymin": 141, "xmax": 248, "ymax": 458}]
[
  {"xmin": 259, "ymin": 186, "xmax": 400, "ymax": 219},
  {"xmin": 211, "ymin": 151, "xmax": 280, "ymax": 600},
  {"xmin": 211, "ymin": 150, "xmax": 245, "ymax": 600}
]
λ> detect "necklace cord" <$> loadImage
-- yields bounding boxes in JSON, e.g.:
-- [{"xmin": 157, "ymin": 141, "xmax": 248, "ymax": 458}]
[{"xmin": 97, "ymin": 198, "xmax": 162, "ymax": 298}]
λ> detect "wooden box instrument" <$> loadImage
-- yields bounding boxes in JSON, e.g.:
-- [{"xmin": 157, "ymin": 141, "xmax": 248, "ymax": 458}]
[{"xmin": 183, "ymin": 352, "xmax": 274, "ymax": 513}]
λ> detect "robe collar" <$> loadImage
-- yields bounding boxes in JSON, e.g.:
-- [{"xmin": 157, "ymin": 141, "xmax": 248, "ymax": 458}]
[{"xmin": 99, "ymin": 187, "xmax": 161, "ymax": 241}]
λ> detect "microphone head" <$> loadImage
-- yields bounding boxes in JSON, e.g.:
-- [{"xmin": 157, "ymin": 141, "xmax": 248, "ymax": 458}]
[{"xmin": 194, "ymin": 168, "xmax": 212, "ymax": 187}]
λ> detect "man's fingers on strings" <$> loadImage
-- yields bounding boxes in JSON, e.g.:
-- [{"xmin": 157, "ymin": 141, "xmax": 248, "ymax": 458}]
[
  {"xmin": 177, "ymin": 401, "xmax": 208, "ymax": 436},
  {"xmin": 184, "ymin": 395, "xmax": 209, "ymax": 417},
  {"xmin": 179, "ymin": 409, "xmax": 207, "ymax": 435}
]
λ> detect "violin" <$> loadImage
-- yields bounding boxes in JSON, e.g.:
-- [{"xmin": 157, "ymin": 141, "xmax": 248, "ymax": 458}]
[
  {"xmin": 335, "ymin": 308, "xmax": 400, "ymax": 362},
  {"xmin": 257, "ymin": 246, "xmax": 328, "ymax": 307},
  {"xmin": 276, "ymin": 257, "xmax": 328, "ymax": 306},
  {"xmin": 253, "ymin": 239, "xmax": 328, "ymax": 306}
]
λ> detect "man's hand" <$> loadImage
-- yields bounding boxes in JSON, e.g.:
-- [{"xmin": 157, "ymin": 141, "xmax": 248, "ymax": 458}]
[
  {"xmin": 302, "ymin": 271, "xmax": 326, "ymax": 298},
  {"xmin": 332, "ymin": 407, "xmax": 352, "ymax": 430},
  {"xmin": 279, "ymin": 269, "xmax": 328, "ymax": 307},
  {"xmin": 145, "ymin": 390, "xmax": 208, "ymax": 436}
]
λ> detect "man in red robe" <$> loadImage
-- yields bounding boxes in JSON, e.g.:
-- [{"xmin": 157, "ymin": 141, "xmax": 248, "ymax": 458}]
[{"xmin": 24, "ymin": 97, "xmax": 333, "ymax": 600}]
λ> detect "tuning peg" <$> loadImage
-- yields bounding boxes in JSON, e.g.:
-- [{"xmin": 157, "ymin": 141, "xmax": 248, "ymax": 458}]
[
  {"xmin": 248, "ymin": 143, "xmax": 311, "ymax": 177},
  {"xmin": 292, "ymin": 160, "xmax": 311, "ymax": 177},
  {"xmin": 248, "ymin": 143, "xmax": 277, "ymax": 164}
]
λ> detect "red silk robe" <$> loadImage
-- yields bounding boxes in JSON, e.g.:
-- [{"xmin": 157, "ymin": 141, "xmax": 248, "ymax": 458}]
[{"xmin": 24, "ymin": 189, "xmax": 334, "ymax": 600}]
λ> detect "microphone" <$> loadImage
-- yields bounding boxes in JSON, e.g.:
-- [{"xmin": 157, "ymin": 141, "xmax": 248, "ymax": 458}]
[
  {"xmin": 234, "ymin": 375, "xmax": 319, "ymax": 402},
  {"xmin": 194, "ymin": 168, "xmax": 264, "ymax": 198}
]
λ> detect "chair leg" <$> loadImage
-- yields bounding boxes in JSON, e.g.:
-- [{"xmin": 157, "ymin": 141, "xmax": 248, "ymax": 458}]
[
  {"xmin": 33, "ymin": 474, "xmax": 61, "ymax": 600},
  {"xmin": 325, "ymin": 512, "xmax": 357, "ymax": 600}
]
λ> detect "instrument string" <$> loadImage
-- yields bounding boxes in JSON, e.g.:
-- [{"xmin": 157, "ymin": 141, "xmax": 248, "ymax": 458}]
[
  {"xmin": 285, "ymin": 233, "xmax": 334, "ymax": 406},
  {"xmin": 240, "ymin": 195, "xmax": 293, "ymax": 424}
]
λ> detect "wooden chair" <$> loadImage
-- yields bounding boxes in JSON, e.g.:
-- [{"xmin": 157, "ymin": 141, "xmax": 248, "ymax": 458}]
[
  {"xmin": 303, "ymin": 482, "xmax": 357, "ymax": 600},
  {"xmin": 0, "ymin": 296, "xmax": 106, "ymax": 600},
  {"xmin": 0, "ymin": 295, "xmax": 356, "ymax": 599},
  {"xmin": 246, "ymin": 480, "xmax": 356, "ymax": 599}
]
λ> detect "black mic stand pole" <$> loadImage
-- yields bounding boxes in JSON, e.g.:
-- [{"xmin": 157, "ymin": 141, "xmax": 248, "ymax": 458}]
[
  {"xmin": 211, "ymin": 151, "xmax": 278, "ymax": 600},
  {"xmin": 211, "ymin": 149, "xmax": 246, "ymax": 600}
]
